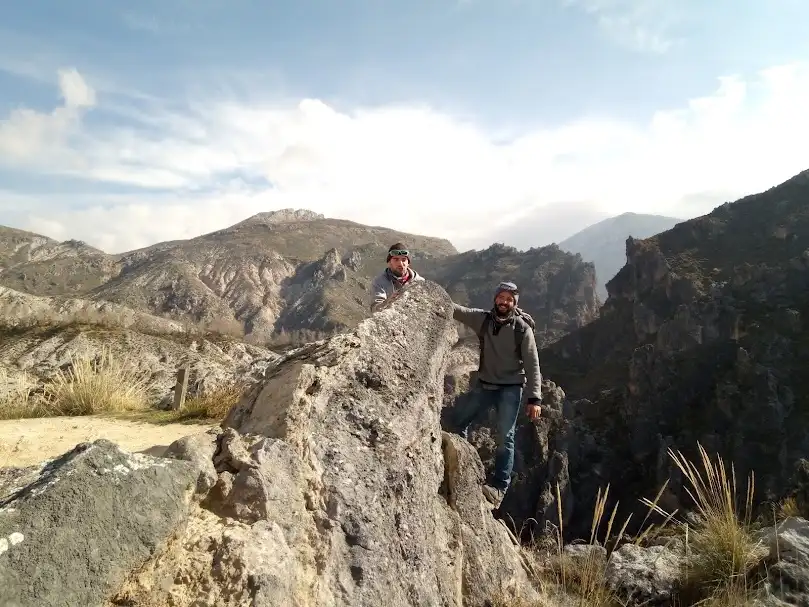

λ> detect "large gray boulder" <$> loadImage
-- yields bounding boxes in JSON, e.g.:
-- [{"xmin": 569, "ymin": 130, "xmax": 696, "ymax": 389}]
[
  {"xmin": 0, "ymin": 439, "xmax": 197, "ymax": 607},
  {"xmin": 210, "ymin": 280, "xmax": 537, "ymax": 605}
]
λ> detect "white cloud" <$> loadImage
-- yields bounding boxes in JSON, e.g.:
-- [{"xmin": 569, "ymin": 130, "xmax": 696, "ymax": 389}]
[
  {"xmin": 0, "ymin": 67, "xmax": 95, "ymax": 164},
  {"xmin": 3, "ymin": 61, "xmax": 809, "ymax": 254}
]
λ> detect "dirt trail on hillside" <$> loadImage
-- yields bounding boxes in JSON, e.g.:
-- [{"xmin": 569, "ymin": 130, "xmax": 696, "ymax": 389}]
[{"xmin": 0, "ymin": 416, "xmax": 215, "ymax": 468}]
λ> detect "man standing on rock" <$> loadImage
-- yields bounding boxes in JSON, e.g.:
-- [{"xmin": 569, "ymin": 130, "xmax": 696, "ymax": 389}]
[
  {"xmin": 450, "ymin": 281, "xmax": 542, "ymax": 506},
  {"xmin": 369, "ymin": 242, "xmax": 425, "ymax": 311}
]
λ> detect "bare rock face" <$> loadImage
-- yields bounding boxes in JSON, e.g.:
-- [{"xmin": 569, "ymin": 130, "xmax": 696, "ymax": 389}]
[
  {"xmin": 530, "ymin": 169, "xmax": 809, "ymax": 539},
  {"xmin": 1, "ymin": 280, "xmax": 538, "ymax": 606},
  {"xmin": 209, "ymin": 279, "xmax": 535, "ymax": 606},
  {"xmin": 0, "ymin": 440, "xmax": 198, "ymax": 607}
]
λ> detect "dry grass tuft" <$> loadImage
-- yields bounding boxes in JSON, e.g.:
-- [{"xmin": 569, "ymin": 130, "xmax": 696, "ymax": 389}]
[
  {"xmin": 0, "ymin": 367, "xmax": 47, "ymax": 419},
  {"xmin": 547, "ymin": 484, "xmax": 629, "ymax": 607},
  {"xmin": 173, "ymin": 380, "xmax": 246, "ymax": 421},
  {"xmin": 495, "ymin": 442, "xmax": 779, "ymax": 607},
  {"xmin": 667, "ymin": 443, "xmax": 767, "ymax": 602},
  {"xmin": 775, "ymin": 496, "xmax": 801, "ymax": 521},
  {"xmin": 42, "ymin": 348, "xmax": 150, "ymax": 416}
]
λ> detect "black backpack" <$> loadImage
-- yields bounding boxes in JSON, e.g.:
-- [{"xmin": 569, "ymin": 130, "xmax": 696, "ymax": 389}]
[{"xmin": 477, "ymin": 309, "xmax": 536, "ymax": 371}]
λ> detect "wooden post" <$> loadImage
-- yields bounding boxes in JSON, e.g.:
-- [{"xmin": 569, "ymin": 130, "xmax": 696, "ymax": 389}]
[{"xmin": 172, "ymin": 365, "xmax": 189, "ymax": 410}]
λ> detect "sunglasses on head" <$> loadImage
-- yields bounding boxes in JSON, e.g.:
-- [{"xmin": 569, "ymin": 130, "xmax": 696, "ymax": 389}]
[
  {"xmin": 498, "ymin": 281, "xmax": 519, "ymax": 293},
  {"xmin": 389, "ymin": 249, "xmax": 409, "ymax": 257}
]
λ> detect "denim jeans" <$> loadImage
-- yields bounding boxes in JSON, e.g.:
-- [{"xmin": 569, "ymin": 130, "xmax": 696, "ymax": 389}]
[{"xmin": 451, "ymin": 383, "xmax": 522, "ymax": 491}]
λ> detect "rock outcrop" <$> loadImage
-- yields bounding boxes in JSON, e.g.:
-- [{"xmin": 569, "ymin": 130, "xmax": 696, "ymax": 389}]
[
  {"xmin": 0, "ymin": 440, "xmax": 198, "ymax": 607},
  {"xmin": 0, "ymin": 319, "xmax": 279, "ymax": 408},
  {"xmin": 0, "ymin": 285, "xmax": 185, "ymax": 335},
  {"xmin": 519, "ymin": 168, "xmax": 809, "ymax": 538},
  {"xmin": 0, "ymin": 280, "xmax": 538, "ymax": 606}
]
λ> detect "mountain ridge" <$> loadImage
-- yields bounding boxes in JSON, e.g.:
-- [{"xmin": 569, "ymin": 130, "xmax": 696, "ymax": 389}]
[{"xmin": 0, "ymin": 210, "xmax": 599, "ymax": 345}]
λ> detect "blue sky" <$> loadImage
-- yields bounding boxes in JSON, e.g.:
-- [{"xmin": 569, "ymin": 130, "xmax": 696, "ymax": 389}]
[{"xmin": 1, "ymin": 0, "xmax": 809, "ymax": 252}]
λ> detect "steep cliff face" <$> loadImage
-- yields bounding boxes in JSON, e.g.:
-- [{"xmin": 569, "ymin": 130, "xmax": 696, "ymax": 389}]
[
  {"xmin": 558, "ymin": 212, "xmax": 682, "ymax": 300},
  {"xmin": 527, "ymin": 168, "xmax": 809, "ymax": 537},
  {"xmin": 426, "ymin": 243, "xmax": 600, "ymax": 347}
]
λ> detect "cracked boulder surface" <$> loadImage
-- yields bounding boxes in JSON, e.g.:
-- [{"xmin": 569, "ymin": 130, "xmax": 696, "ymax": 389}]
[
  {"xmin": 0, "ymin": 439, "xmax": 198, "ymax": 607},
  {"xmin": 4, "ymin": 280, "xmax": 536, "ymax": 607}
]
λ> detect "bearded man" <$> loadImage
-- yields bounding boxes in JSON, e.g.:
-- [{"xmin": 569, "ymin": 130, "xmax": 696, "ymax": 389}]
[{"xmin": 450, "ymin": 281, "xmax": 542, "ymax": 506}]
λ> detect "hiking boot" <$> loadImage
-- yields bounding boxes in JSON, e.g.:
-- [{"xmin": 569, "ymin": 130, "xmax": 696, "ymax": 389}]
[{"xmin": 482, "ymin": 484, "xmax": 506, "ymax": 507}]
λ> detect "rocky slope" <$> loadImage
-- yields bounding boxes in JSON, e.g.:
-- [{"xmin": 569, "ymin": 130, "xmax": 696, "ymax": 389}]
[
  {"xmin": 0, "ymin": 285, "xmax": 184, "ymax": 335},
  {"xmin": 558, "ymin": 212, "xmax": 682, "ymax": 300},
  {"xmin": 0, "ymin": 226, "xmax": 117, "ymax": 295},
  {"xmin": 510, "ymin": 168, "xmax": 809, "ymax": 538},
  {"xmin": 0, "ymin": 281, "xmax": 540, "ymax": 607},
  {"xmin": 0, "ymin": 210, "xmax": 599, "ymax": 345},
  {"xmin": 0, "ymin": 318, "xmax": 279, "ymax": 412}
]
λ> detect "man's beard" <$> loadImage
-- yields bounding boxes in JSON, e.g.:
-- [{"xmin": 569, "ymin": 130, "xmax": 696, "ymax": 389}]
[{"xmin": 495, "ymin": 304, "xmax": 512, "ymax": 318}]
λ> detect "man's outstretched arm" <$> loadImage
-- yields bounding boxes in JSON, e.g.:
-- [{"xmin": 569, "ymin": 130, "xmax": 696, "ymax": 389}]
[{"xmin": 452, "ymin": 303, "xmax": 486, "ymax": 330}]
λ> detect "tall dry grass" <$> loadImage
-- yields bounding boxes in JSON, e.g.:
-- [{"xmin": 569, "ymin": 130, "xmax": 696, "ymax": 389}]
[
  {"xmin": 42, "ymin": 348, "xmax": 150, "ymax": 416},
  {"xmin": 546, "ymin": 483, "xmax": 631, "ymax": 607},
  {"xmin": 666, "ymin": 443, "xmax": 767, "ymax": 605},
  {"xmin": 173, "ymin": 380, "xmax": 246, "ymax": 421},
  {"xmin": 492, "ymin": 443, "xmax": 776, "ymax": 607}
]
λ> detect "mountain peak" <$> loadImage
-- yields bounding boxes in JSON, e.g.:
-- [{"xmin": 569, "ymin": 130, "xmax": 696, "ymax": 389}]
[{"xmin": 243, "ymin": 209, "xmax": 326, "ymax": 225}]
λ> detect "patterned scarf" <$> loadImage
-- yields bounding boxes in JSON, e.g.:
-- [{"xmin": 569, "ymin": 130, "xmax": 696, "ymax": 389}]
[{"xmin": 386, "ymin": 267, "xmax": 412, "ymax": 288}]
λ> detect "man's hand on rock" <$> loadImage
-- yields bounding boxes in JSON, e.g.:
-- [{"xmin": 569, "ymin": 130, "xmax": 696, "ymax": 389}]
[{"xmin": 525, "ymin": 399, "xmax": 541, "ymax": 421}]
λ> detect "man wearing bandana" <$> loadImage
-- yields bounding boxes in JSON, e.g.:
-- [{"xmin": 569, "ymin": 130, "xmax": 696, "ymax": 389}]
[
  {"xmin": 450, "ymin": 281, "xmax": 542, "ymax": 507},
  {"xmin": 369, "ymin": 242, "xmax": 425, "ymax": 311}
]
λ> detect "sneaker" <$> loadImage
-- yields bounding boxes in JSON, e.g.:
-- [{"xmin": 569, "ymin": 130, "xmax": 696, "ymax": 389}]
[{"xmin": 482, "ymin": 484, "xmax": 506, "ymax": 507}]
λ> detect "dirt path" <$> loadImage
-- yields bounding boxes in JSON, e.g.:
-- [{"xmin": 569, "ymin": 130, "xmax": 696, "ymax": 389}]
[{"xmin": 0, "ymin": 415, "xmax": 215, "ymax": 468}]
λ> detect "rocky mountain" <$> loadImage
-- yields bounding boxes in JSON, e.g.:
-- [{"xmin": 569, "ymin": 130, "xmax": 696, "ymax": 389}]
[
  {"xmin": 0, "ymin": 210, "xmax": 599, "ymax": 345},
  {"xmin": 509, "ymin": 168, "xmax": 809, "ymax": 539},
  {"xmin": 558, "ymin": 212, "xmax": 682, "ymax": 300}
]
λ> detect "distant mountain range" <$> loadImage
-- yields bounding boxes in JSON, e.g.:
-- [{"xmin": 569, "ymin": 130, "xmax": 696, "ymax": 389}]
[
  {"xmin": 558, "ymin": 212, "xmax": 683, "ymax": 300},
  {"xmin": 0, "ymin": 209, "xmax": 599, "ymax": 347}
]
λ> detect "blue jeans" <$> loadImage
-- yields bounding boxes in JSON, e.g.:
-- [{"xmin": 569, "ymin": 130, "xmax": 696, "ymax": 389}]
[{"xmin": 452, "ymin": 383, "xmax": 522, "ymax": 491}]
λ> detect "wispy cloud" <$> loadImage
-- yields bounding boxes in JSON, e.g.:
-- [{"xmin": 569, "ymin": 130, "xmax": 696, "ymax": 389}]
[
  {"xmin": 2, "ymin": 61, "xmax": 809, "ymax": 253},
  {"xmin": 562, "ymin": 0, "xmax": 684, "ymax": 53}
]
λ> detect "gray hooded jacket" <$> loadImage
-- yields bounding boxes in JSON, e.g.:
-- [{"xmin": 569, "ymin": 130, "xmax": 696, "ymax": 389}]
[
  {"xmin": 370, "ymin": 268, "xmax": 425, "ymax": 311},
  {"xmin": 452, "ymin": 304, "xmax": 542, "ymax": 402}
]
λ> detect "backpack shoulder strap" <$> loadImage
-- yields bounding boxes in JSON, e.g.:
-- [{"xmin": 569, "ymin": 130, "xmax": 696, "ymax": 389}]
[
  {"xmin": 512, "ymin": 315, "xmax": 528, "ymax": 361},
  {"xmin": 478, "ymin": 312, "xmax": 492, "ymax": 373}
]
